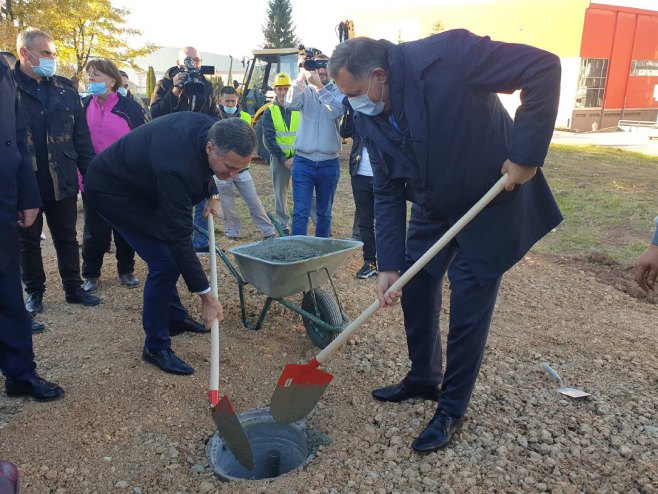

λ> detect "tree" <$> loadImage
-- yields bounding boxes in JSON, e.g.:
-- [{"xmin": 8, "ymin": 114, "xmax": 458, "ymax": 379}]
[
  {"xmin": 146, "ymin": 65, "xmax": 156, "ymax": 99},
  {"xmin": 208, "ymin": 75, "xmax": 225, "ymax": 97},
  {"xmin": 432, "ymin": 20, "xmax": 447, "ymax": 34},
  {"xmin": 1, "ymin": 0, "xmax": 158, "ymax": 85},
  {"xmin": 262, "ymin": 0, "xmax": 299, "ymax": 48}
]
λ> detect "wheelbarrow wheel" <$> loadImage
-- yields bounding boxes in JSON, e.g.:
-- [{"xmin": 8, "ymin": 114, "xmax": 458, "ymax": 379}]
[{"xmin": 301, "ymin": 288, "xmax": 345, "ymax": 349}]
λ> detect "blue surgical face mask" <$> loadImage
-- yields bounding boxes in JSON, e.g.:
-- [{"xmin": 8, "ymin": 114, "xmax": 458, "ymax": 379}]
[
  {"xmin": 87, "ymin": 81, "xmax": 108, "ymax": 97},
  {"xmin": 348, "ymin": 74, "xmax": 385, "ymax": 116},
  {"xmin": 117, "ymin": 86, "xmax": 128, "ymax": 97},
  {"xmin": 223, "ymin": 105, "xmax": 238, "ymax": 115},
  {"xmin": 27, "ymin": 50, "xmax": 57, "ymax": 78}
]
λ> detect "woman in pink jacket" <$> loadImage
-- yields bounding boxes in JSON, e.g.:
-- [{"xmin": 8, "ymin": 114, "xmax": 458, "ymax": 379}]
[{"xmin": 80, "ymin": 58, "xmax": 147, "ymax": 293}]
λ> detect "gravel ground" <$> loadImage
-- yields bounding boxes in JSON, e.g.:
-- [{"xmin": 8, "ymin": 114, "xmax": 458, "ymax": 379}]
[{"xmin": 1, "ymin": 164, "xmax": 656, "ymax": 494}]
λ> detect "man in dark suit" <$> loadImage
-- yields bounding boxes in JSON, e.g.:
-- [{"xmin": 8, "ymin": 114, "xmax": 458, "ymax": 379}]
[
  {"xmin": 84, "ymin": 115, "xmax": 256, "ymax": 375},
  {"xmin": 330, "ymin": 32, "xmax": 562, "ymax": 452},
  {"xmin": 14, "ymin": 28, "xmax": 100, "ymax": 314},
  {"xmin": 0, "ymin": 55, "xmax": 64, "ymax": 401}
]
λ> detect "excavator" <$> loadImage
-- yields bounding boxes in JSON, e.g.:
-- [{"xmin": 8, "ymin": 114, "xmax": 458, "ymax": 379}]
[{"xmin": 239, "ymin": 20, "xmax": 354, "ymax": 161}]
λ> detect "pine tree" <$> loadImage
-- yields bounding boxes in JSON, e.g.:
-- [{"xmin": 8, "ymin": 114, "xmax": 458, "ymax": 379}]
[
  {"xmin": 146, "ymin": 66, "xmax": 156, "ymax": 99},
  {"xmin": 262, "ymin": 0, "xmax": 299, "ymax": 48}
]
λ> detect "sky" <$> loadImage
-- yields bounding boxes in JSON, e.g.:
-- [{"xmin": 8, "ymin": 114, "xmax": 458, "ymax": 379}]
[{"xmin": 120, "ymin": 0, "xmax": 658, "ymax": 58}]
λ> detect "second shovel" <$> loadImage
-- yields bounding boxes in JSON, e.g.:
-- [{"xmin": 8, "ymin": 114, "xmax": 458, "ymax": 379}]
[{"xmin": 271, "ymin": 174, "xmax": 509, "ymax": 425}]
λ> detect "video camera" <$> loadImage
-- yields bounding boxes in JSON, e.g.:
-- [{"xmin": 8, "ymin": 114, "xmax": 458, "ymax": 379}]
[
  {"xmin": 298, "ymin": 45, "xmax": 327, "ymax": 71},
  {"xmin": 175, "ymin": 57, "xmax": 215, "ymax": 96}
]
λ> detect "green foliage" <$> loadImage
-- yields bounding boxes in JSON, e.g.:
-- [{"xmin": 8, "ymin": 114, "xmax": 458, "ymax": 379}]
[
  {"xmin": 208, "ymin": 75, "xmax": 224, "ymax": 96},
  {"xmin": 1, "ymin": 0, "xmax": 158, "ymax": 85},
  {"xmin": 146, "ymin": 65, "xmax": 156, "ymax": 99},
  {"xmin": 262, "ymin": 0, "xmax": 299, "ymax": 48}
]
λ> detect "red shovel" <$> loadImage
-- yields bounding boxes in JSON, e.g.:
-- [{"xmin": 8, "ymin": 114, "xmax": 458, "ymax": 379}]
[
  {"xmin": 270, "ymin": 174, "xmax": 509, "ymax": 424},
  {"xmin": 206, "ymin": 214, "xmax": 254, "ymax": 470}
]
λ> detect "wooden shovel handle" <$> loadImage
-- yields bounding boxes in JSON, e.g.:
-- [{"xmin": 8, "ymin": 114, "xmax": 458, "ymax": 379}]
[
  {"xmin": 316, "ymin": 174, "xmax": 509, "ymax": 364},
  {"xmin": 208, "ymin": 214, "xmax": 220, "ymax": 406}
]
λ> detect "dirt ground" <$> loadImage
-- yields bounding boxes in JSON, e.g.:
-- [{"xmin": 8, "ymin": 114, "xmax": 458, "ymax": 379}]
[{"xmin": 1, "ymin": 156, "xmax": 656, "ymax": 494}]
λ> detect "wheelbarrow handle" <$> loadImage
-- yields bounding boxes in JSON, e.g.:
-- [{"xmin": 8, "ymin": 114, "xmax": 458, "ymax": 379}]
[
  {"xmin": 316, "ymin": 173, "xmax": 509, "ymax": 364},
  {"xmin": 208, "ymin": 214, "xmax": 221, "ymax": 407}
]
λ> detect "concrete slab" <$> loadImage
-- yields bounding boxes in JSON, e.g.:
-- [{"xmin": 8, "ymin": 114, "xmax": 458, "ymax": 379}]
[{"xmin": 551, "ymin": 130, "xmax": 658, "ymax": 157}]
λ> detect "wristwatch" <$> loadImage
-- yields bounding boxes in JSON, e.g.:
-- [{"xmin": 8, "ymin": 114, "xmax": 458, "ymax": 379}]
[{"xmin": 211, "ymin": 194, "xmax": 220, "ymax": 200}]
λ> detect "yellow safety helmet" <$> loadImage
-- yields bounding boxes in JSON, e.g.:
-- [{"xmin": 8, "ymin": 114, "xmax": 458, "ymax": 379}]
[{"xmin": 273, "ymin": 72, "xmax": 291, "ymax": 87}]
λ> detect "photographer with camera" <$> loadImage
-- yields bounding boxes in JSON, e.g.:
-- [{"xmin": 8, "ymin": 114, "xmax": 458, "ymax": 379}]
[
  {"xmin": 286, "ymin": 48, "xmax": 344, "ymax": 238},
  {"xmin": 150, "ymin": 46, "xmax": 217, "ymax": 118}
]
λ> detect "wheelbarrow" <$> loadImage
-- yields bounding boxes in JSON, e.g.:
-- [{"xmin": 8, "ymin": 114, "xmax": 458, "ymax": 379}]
[{"xmin": 195, "ymin": 226, "xmax": 362, "ymax": 349}]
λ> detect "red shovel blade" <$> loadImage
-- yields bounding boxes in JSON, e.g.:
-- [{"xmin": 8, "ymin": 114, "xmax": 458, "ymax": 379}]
[
  {"xmin": 211, "ymin": 395, "xmax": 255, "ymax": 470},
  {"xmin": 271, "ymin": 358, "xmax": 334, "ymax": 424}
]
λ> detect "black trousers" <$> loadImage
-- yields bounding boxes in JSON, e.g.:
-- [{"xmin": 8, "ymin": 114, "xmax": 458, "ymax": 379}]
[
  {"xmin": 20, "ymin": 196, "xmax": 82, "ymax": 295},
  {"xmin": 351, "ymin": 174, "xmax": 376, "ymax": 262},
  {"xmin": 81, "ymin": 193, "xmax": 135, "ymax": 279},
  {"xmin": 1, "ymin": 218, "xmax": 36, "ymax": 381},
  {"xmin": 401, "ymin": 244, "xmax": 502, "ymax": 419}
]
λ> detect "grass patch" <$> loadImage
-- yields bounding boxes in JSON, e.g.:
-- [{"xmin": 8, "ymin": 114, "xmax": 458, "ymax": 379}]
[{"xmin": 537, "ymin": 144, "xmax": 658, "ymax": 265}]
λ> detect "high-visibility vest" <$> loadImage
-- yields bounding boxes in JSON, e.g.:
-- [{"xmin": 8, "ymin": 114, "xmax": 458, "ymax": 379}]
[
  {"xmin": 239, "ymin": 111, "xmax": 252, "ymax": 124},
  {"xmin": 269, "ymin": 103, "xmax": 299, "ymax": 158}
]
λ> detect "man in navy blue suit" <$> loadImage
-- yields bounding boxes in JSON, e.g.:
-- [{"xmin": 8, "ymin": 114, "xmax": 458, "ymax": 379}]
[
  {"xmin": 85, "ymin": 115, "xmax": 256, "ymax": 375},
  {"xmin": 0, "ymin": 55, "xmax": 64, "ymax": 401},
  {"xmin": 331, "ymin": 31, "xmax": 563, "ymax": 452}
]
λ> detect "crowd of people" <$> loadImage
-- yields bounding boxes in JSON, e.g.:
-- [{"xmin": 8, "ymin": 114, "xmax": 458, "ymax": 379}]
[{"xmin": 1, "ymin": 26, "xmax": 657, "ymax": 457}]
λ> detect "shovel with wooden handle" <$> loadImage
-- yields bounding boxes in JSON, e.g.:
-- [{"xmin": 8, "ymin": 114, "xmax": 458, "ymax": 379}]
[
  {"xmin": 206, "ymin": 214, "xmax": 255, "ymax": 470},
  {"xmin": 270, "ymin": 174, "xmax": 509, "ymax": 424}
]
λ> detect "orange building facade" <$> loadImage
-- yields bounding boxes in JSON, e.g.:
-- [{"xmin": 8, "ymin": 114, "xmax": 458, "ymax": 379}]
[{"xmin": 574, "ymin": 3, "xmax": 658, "ymax": 130}]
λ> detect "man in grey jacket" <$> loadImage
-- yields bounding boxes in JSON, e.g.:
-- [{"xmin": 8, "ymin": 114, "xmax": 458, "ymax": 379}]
[{"xmin": 286, "ymin": 53, "xmax": 344, "ymax": 237}]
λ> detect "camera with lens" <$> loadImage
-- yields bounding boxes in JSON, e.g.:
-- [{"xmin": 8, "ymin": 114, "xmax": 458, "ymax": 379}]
[
  {"xmin": 175, "ymin": 57, "xmax": 215, "ymax": 96},
  {"xmin": 298, "ymin": 44, "xmax": 327, "ymax": 71}
]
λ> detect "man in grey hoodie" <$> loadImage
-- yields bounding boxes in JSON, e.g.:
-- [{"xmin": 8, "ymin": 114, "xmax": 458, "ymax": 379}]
[{"xmin": 286, "ymin": 53, "xmax": 344, "ymax": 237}]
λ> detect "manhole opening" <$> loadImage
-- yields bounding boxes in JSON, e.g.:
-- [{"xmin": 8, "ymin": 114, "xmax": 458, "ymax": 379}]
[{"xmin": 206, "ymin": 408, "xmax": 330, "ymax": 481}]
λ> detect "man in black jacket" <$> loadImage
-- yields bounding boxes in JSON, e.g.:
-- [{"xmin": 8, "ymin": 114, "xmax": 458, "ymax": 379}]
[
  {"xmin": 0, "ymin": 55, "xmax": 64, "ymax": 402},
  {"xmin": 14, "ymin": 28, "xmax": 100, "ymax": 315},
  {"xmin": 84, "ymin": 115, "xmax": 256, "ymax": 375},
  {"xmin": 150, "ymin": 46, "xmax": 217, "ymax": 254}
]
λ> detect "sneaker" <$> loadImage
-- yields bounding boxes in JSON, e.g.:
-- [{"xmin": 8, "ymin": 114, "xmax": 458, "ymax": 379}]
[
  {"xmin": 356, "ymin": 261, "xmax": 377, "ymax": 279},
  {"xmin": 118, "ymin": 273, "xmax": 140, "ymax": 288},
  {"xmin": 82, "ymin": 278, "xmax": 99, "ymax": 293}
]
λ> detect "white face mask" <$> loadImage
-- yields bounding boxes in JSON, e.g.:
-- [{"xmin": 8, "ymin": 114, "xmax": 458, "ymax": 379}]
[
  {"xmin": 348, "ymin": 74, "xmax": 385, "ymax": 116},
  {"xmin": 117, "ymin": 86, "xmax": 128, "ymax": 97}
]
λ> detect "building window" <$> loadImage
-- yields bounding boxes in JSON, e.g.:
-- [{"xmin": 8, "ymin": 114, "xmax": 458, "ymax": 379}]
[
  {"xmin": 575, "ymin": 58, "xmax": 609, "ymax": 108},
  {"xmin": 630, "ymin": 60, "xmax": 658, "ymax": 77}
]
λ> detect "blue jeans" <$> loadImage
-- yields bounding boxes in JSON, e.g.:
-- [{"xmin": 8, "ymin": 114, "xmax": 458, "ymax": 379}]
[
  {"xmin": 291, "ymin": 155, "xmax": 339, "ymax": 237},
  {"xmin": 192, "ymin": 199, "xmax": 208, "ymax": 250}
]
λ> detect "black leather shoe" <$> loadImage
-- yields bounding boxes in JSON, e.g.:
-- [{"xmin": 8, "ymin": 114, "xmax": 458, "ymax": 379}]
[
  {"xmin": 82, "ymin": 278, "xmax": 99, "ymax": 293},
  {"xmin": 31, "ymin": 320, "xmax": 46, "ymax": 333},
  {"xmin": 65, "ymin": 288, "xmax": 101, "ymax": 306},
  {"xmin": 169, "ymin": 317, "xmax": 209, "ymax": 336},
  {"xmin": 25, "ymin": 293, "xmax": 44, "ymax": 315},
  {"xmin": 412, "ymin": 410, "xmax": 464, "ymax": 453},
  {"xmin": 372, "ymin": 379, "xmax": 441, "ymax": 402},
  {"xmin": 118, "ymin": 273, "xmax": 140, "ymax": 288},
  {"xmin": 142, "ymin": 348, "xmax": 194, "ymax": 375},
  {"xmin": 5, "ymin": 373, "xmax": 65, "ymax": 402}
]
